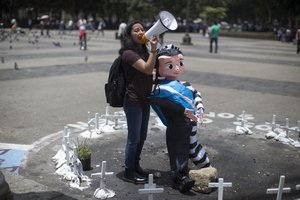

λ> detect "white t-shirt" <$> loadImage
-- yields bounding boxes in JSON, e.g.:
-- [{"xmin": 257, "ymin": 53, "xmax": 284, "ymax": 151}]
[{"xmin": 78, "ymin": 19, "xmax": 87, "ymax": 30}]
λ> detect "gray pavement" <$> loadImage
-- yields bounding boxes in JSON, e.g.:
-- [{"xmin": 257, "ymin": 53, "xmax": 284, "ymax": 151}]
[{"xmin": 0, "ymin": 29, "xmax": 300, "ymax": 200}]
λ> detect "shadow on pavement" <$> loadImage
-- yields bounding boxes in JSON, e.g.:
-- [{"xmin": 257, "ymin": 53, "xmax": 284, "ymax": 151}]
[{"xmin": 12, "ymin": 191, "xmax": 79, "ymax": 200}]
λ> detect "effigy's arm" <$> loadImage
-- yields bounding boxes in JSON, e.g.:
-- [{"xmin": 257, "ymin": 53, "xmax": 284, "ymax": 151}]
[{"xmin": 181, "ymin": 81, "xmax": 204, "ymax": 124}]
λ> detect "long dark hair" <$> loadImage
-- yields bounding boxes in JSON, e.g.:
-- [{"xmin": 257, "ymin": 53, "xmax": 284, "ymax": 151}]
[{"xmin": 119, "ymin": 20, "xmax": 149, "ymax": 60}]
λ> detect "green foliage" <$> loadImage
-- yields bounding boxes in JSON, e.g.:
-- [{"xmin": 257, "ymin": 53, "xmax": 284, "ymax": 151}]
[
  {"xmin": 76, "ymin": 137, "xmax": 91, "ymax": 160},
  {"xmin": 203, "ymin": 6, "xmax": 227, "ymax": 21},
  {"xmin": 1, "ymin": 0, "xmax": 299, "ymax": 29}
]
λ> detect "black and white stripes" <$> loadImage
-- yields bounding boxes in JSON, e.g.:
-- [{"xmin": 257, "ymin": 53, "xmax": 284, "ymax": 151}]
[{"xmin": 181, "ymin": 81, "xmax": 210, "ymax": 169}]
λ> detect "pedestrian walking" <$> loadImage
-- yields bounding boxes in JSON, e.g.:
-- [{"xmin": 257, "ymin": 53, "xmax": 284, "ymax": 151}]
[
  {"xmin": 67, "ymin": 19, "xmax": 74, "ymax": 35},
  {"xmin": 96, "ymin": 18, "xmax": 106, "ymax": 37},
  {"xmin": 117, "ymin": 21, "xmax": 127, "ymax": 45},
  {"xmin": 296, "ymin": 27, "xmax": 300, "ymax": 54},
  {"xmin": 77, "ymin": 15, "xmax": 87, "ymax": 50},
  {"xmin": 209, "ymin": 21, "xmax": 220, "ymax": 53}
]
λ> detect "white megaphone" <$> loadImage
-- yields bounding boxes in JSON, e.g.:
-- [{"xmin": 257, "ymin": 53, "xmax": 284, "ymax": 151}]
[{"xmin": 142, "ymin": 11, "xmax": 178, "ymax": 43}]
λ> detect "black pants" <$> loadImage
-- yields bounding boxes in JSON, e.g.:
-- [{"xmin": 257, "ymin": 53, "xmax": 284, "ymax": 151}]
[
  {"xmin": 210, "ymin": 37, "xmax": 218, "ymax": 53},
  {"xmin": 166, "ymin": 121, "xmax": 190, "ymax": 177}
]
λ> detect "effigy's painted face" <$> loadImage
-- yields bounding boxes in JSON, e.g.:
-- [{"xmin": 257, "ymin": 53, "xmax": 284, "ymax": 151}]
[{"xmin": 158, "ymin": 54, "xmax": 185, "ymax": 80}]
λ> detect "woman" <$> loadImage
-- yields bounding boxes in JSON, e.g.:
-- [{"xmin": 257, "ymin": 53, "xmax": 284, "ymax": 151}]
[{"xmin": 119, "ymin": 21, "xmax": 158, "ymax": 184}]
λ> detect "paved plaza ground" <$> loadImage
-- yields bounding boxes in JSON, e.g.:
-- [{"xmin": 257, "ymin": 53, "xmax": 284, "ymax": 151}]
[{"xmin": 0, "ymin": 29, "xmax": 300, "ymax": 200}]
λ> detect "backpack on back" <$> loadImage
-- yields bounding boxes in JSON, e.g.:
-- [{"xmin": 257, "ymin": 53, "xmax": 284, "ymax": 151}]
[{"xmin": 105, "ymin": 56, "xmax": 125, "ymax": 107}]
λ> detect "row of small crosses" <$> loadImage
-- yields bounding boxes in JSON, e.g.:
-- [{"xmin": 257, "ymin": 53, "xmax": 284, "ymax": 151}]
[
  {"xmin": 266, "ymin": 114, "xmax": 300, "ymax": 136},
  {"xmin": 95, "ymin": 162, "xmax": 300, "ymax": 200},
  {"xmin": 267, "ymin": 175, "xmax": 300, "ymax": 200},
  {"xmin": 77, "ymin": 157, "xmax": 300, "ymax": 200},
  {"xmin": 238, "ymin": 111, "xmax": 300, "ymax": 136}
]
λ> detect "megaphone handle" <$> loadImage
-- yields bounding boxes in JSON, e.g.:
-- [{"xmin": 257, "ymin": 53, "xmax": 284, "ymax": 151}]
[
  {"xmin": 142, "ymin": 34, "xmax": 149, "ymax": 43},
  {"xmin": 156, "ymin": 42, "xmax": 161, "ymax": 49}
]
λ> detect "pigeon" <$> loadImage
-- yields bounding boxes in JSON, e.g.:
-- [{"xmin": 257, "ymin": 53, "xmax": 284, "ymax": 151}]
[
  {"xmin": 14, "ymin": 62, "xmax": 19, "ymax": 70},
  {"xmin": 53, "ymin": 41, "xmax": 61, "ymax": 47}
]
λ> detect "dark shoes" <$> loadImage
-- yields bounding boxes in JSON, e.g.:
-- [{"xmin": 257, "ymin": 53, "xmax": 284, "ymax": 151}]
[
  {"xmin": 172, "ymin": 175, "xmax": 195, "ymax": 193},
  {"xmin": 123, "ymin": 168, "xmax": 148, "ymax": 184},
  {"xmin": 135, "ymin": 164, "xmax": 150, "ymax": 177},
  {"xmin": 178, "ymin": 176, "xmax": 195, "ymax": 193},
  {"xmin": 136, "ymin": 164, "xmax": 161, "ymax": 179}
]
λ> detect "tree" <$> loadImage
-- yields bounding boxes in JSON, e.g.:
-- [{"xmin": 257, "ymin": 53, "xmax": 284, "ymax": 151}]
[{"xmin": 203, "ymin": 6, "xmax": 227, "ymax": 22}]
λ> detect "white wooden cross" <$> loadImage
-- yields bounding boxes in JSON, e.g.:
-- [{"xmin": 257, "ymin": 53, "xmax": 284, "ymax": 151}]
[
  {"xmin": 72, "ymin": 146, "xmax": 81, "ymax": 176},
  {"xmin": 240, "ymin": 110, "xmax": 247, "ymax": 127},
  {"xmin": 208, "ymin": 178, "xmax": 232, "ymax": 200},
  {"xmin": 63, "ymin": 126, "xmax": 70, "ymax": 166},
  {"xmin": 279, "ymin": 118, "xmax": 300, "ymax": 138},
  {"xmin": 86, "ymin": 111, "xmax": 117, "ymax": 136},
  {"xmin": 138, "ymin": 174, "xmax": 164, "ymax": 200},
  {"xmin": 235, "ymin": 110, "xmax": 254, "ymax": 134},
  {"xmin": 87, "ymin": 112, "xmax": 101, "ymax": 135},
  {"xmin": 91, "ymin": 161, "xmax": 114, "ymax": 189},
  {"xmin": 282, "ymin": 118, "xmax": 291, "ymax": 138},
  {"xmin": 101, "ymin": 106, "xmax": 113, "ymax": 126},
  {"xmin": 95, "ymin": 113, "xmax": 99, "ymax": 133},
  {"xmin": 266, "ymin": 175, "xmax": 291, "ymax": 200},
  {"xmin": 297, "ymin": 121, "xmax": 300, "ymax": 137},
  {"xmin": 265, "ymin": 114, "xmax": 278, "ymax": 131},
  {"xmin": 92, "ymin": 161, "xmax": 115, "ymax": 199},
  {"xmin": 113, "ymin": 111, "xmax": 125, "ymax": 129}
]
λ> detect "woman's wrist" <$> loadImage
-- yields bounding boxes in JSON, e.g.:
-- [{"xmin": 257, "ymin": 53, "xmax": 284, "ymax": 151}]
[{"xmin": 149, "ymin": 50, "xmax": 156, "ymax": 53}]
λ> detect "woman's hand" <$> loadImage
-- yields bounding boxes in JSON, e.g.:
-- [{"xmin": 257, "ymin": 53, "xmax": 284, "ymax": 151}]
[{"xmin": 149, "ymin": 36, "xmax": 158, "ymax": 51}]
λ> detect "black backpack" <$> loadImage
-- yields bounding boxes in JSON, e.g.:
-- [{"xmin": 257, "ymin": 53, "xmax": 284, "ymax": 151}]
[{"xmin": 105, "ymin": 56, "xmax": 134, "ymax": 107}]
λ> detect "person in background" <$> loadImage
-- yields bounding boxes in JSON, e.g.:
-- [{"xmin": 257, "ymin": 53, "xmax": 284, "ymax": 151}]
[
  {"xmin": 67, "ymin": 19, "xmax": 74, "ymax": 35},
  {"xmin": 97, "ymin": 18, "xmax": 106, "ymax": 37},
  {"xmin": 296, "ymin": 27, "xmax": 300, "ymax": 54},
  {"xmin": 58, "ymin": 20, "xmax": 65, "ymax": 35},
  {"xmin": 44, "ymin": 17, "xmax": 51, "ymax": 37},
  {"xmin": 117, "ymin": 21, "xmax": 127, "ymax": 45},
  {"xmin": 10, "ymin": 18, "xmax": 18, "ymax": 33},
  {"xmin": 27, "ymin": 18, "xmax": 33, "ymax": 33},
  {"xmin": 209, "ymin": 21, "xmax": 220, "ymax": 53},
  {"xmin": 77, "ymin": 15, "xmax": 87, "ymax": 50},
  {"xmin": 118, "ymin": 20, "xmax": 158, "ymax": 184}
]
